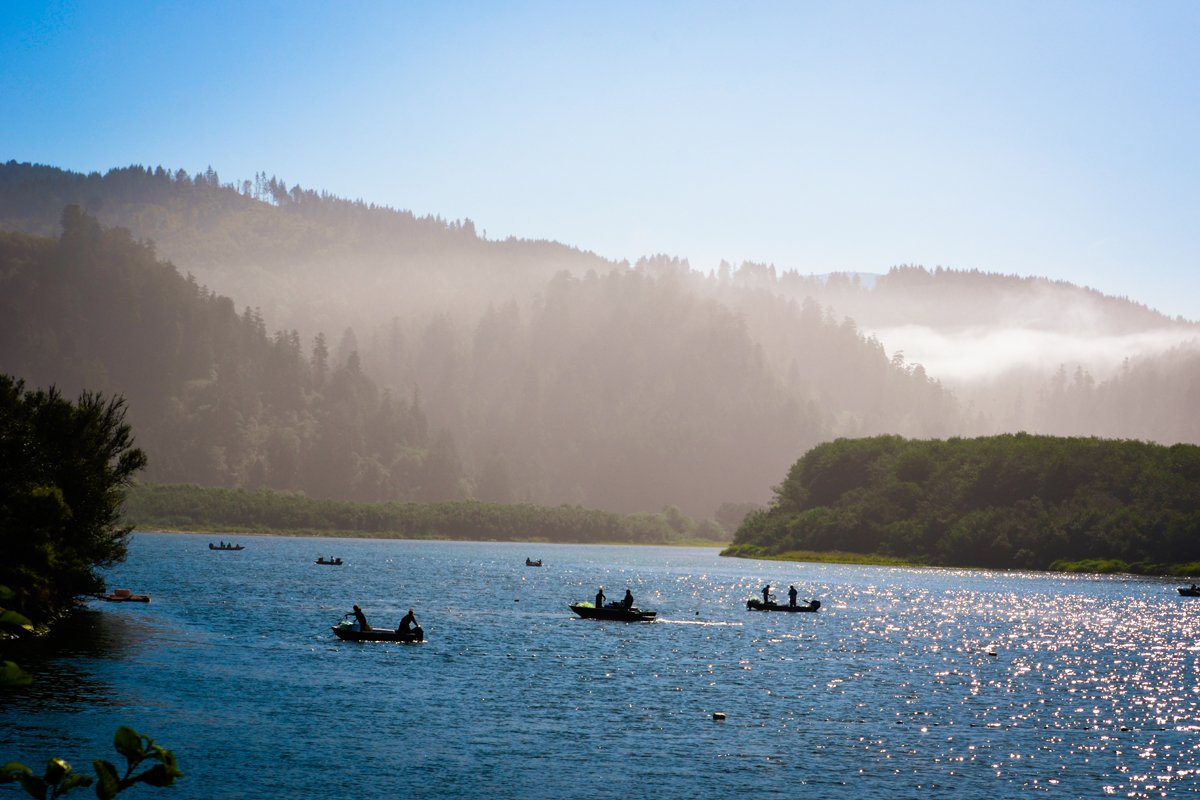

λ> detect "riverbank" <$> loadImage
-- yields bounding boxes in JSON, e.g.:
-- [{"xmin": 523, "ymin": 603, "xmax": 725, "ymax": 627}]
[
  {"xmin": 722, "ymin": 544, "xmax": 1200, "ymax": 577},
  {"xmin": 137, "ymin": 527, "xmax": 728, "ymax": 549}
]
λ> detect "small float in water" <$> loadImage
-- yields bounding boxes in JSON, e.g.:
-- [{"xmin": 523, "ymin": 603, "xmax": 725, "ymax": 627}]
[{"xmin": 98, "ymin": 588, "xmax": 150, "ymax": 603}]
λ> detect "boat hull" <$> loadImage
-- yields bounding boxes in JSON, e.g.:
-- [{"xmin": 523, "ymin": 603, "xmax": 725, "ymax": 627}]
[
  {"xmin": 746, "ymin": 599, "xmax": 821, "ymax": 612},
  {"xmin": 568, "ymin": 603, "xmax": 656, "ymax": 622},
  {"xmin": 99, "ymin": 593, "xmax": 150, "ymax": 602},
  {"xmin": 1178, "ymin": 588, "xmax": 1200, "ymax": 597},
  {"xmin": 332, "ymin": 624, "xmax": 423, "ymax": 643}
]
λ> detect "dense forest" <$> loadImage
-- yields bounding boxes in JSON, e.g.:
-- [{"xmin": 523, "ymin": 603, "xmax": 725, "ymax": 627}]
[
  {"xmin": 725, "ymin": 434, "xmax": 1200, "ymax": 572},
  {"xmin": 2, "ymin": 160, "xmax": 1199, "ymax": 519},
  {"xmin": 123, "ymin": 483, "xmax": 726, "ymax": 544}
]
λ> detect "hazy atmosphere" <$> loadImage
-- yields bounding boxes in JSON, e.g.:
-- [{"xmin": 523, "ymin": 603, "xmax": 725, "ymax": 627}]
[
  {"xmin": 8, "ymin": 5, "xmax": 1200, "ymax": 799},
  {"xmin": 3, "ymin": 1, "xmax": 1199, "ymax": 320}
]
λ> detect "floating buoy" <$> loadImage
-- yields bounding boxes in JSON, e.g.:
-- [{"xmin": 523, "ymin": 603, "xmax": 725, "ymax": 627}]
[{"xmin": 713, "ymin": 712, "xmax": 726, "ymax": 721}]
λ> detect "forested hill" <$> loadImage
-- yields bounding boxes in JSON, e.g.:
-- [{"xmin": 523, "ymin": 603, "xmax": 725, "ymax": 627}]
[
  {"xmin": 0, "ymin": 161, "xmax": 615, "ymax": 337},
  {"xmin": 725, "ymin": 434, "xmax": 1200, "ymax": 572},
  {"xmin": 0, "ymin": 210, "xmax": 957, "ymax": 517},
  {"xmin": 0, "ymin": 211, "xmax": 461, "ymax": 503}
]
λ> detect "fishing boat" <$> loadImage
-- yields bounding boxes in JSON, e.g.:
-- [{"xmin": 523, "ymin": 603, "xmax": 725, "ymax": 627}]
[
  {"xmin": 1178, "ymin": 585, "xmax": 1200, "ymax": 597},
  {"xmin": 315, "ymin": 557, "xmax": 343, "ymax": 565},
  {"xmin": 97, "ymin": 588, "xmax": 150, "ymax": 603},
  {"xmin": 525, "ymin": 558, "xmax": 543, "ymax": 567},
  {"xmin": 331, "ymin": 618, "xmax": 423, "ymax": 643},
  {"xmin": 208, "ymin": 542, "xmax": 244, "ymax": 551},
  {"xmin": 568, "ymin": 602, "xmax": 656, "ymax": 622},
  {"xmin": 746, "ymin": 598, "xmax": 821, "ymax": 613}
]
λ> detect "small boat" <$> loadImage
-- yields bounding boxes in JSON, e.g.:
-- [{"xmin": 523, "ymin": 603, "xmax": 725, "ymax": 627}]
[
  {"xmin": 315, "ymin": 557, "xmax": 343, "ymax": 565},
  {"xmin": 331, "ymin": 619, "xmax": 423, "ymax": 643},
  {"xmin": 568, "ymin": 602, "xmax": 656, "ymax": 622},
  {"xmin": 1178, "ymin": 586, "xmax": 1200, "ymax": 597},
  {"xmin": 98, "ymin": 588, "xmax": 150, "ymax": 603},
  {"xmin": 746, "ymin": 598, "xmax": 821, "ymax": 613},
  {"xmin": 525, "ymin": 558, "xmax": 543, "ymax": 567},
  {"xmin": 208, "ymin": 542, "xmax": 244, "ymax": 551}
]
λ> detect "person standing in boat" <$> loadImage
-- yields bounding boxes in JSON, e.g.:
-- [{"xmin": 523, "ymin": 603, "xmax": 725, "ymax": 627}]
[
  {"xmin": 622, "ymin": 589, "xmax": 634, "ymax": 609},
  {"xmin": 761, "ymin": 584, "xmax": 771, "ymax": 605},
  {"xmin": 397, "ymin": 608, "xmax": 418, "ymax": 635},
  {"xmin": 595, "ymin": 586, "xmax": 606, "ymax": 608},
  {"xmin": 352, "ymin": 604, "xmax": 369, "ymax": 632},
  {"xmin": 788, "ymin": 585, "xmax": 798, "ymax": 607}
]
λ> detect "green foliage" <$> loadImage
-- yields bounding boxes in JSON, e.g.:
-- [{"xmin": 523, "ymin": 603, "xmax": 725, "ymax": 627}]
[
  {"xmin": 0, "ymin": 375, "xmax": 146, "ymax": 622},
  {"xmin": 123, "ymin": 482, "xmax": 727, "ymax": 544},
  {"xmin": 728, "ymin": 434, "xmax": 1200, "ymax": 573},
  {"xmin": 0, "ymin": 727, "xmax": 182, "ymax": 799}
]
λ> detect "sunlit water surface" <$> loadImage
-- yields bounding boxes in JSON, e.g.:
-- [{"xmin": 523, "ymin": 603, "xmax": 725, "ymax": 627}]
[{"xmin": 4, "ymin": 533, "xmax": 1200, "ymax": 798}]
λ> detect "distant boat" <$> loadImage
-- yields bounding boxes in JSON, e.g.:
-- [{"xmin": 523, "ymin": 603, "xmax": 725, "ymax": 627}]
[
  {"xmin": 98, "ymin": 588, "xmax": 150, "ymax": 603},
  {"xmin": 525, "ymin": 558, "xmax": 543, "ymax": 567},
  {"xmin": 315, "ymin": 557, "xmax": 343, "ymax": 565},
  {"xmin": 209, "ymin": 542, "xmax": 244, "ymax": 551},
  {"xmin": 746, "ymin": 598, "xmax": 821, "ymax": 613},
  {"xmin": 568, "ymin": 602, "xmax": 656, "ymax": 622},
  {"xmin": 1178, "ymin": 586, "xmax": 1200, "ymax": 597}
]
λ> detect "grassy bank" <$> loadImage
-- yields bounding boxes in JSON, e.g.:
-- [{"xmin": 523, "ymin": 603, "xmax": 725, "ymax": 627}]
[{"xmin": 720, "ymin": 543, "xmax": 925, "ymax": 567}]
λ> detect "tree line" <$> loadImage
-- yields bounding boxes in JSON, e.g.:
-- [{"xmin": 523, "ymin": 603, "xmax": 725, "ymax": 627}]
[
  {"xmin": 725, "ymin": 433, "xmax": 1200, "ymax": 573},
  {"xmin": 123, "ymin": 483, "xmax": 726, "ymax": 544}
]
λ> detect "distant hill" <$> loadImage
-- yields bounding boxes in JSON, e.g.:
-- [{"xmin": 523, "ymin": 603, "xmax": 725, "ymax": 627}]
[
  {"xmin": 3, "ymin": 160, "xmax": 1198, "ymax": 517},
  {"xmin": 725, "ymin": 434, "xmax": 1200, "ymax": 572}
]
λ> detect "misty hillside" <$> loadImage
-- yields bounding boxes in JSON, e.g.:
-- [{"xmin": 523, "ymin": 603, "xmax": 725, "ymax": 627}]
[
  {"xmin": 0, "ymin": 208, "xmax": 960, "ymax": 517},
  {"xmin": 0, "ymin": 161, "xmax": 615, "ymax": 338},
  {"xmin": 3, "ymin": 160, "xmax": 1199, "ymax": 517}
]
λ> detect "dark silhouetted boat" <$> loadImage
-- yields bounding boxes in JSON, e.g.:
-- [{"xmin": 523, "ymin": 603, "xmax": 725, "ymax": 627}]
[
  {"xmin": 332, "ymin": 617, "xmax": 423, "ymax": 643},
  {"xmin": 746, "ymin": 598, "xmax": 821, "ymax": 613},
  {"xmin": 568, "ymin": 602, "xmax": 656, "ymax": 622},
  {"xmin": 315, "ymin": 557, "xmax": 343, "ymax": 565},
  {"xmin": 209, "ymin": 542, "xmax": 244, "ymax": 551},
  {"xmin": 1178, "ymin": 586, "xmax": 1200, "ymax": 597},
  {"xmin": 525, "ymin": 558, "xmax": 543, "ymax": 567}
]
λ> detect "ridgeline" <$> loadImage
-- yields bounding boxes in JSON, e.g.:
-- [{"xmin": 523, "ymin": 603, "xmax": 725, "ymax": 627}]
[{"xmin": 723, "ymin": 434, "xmax": 1200, "ymax": 575}]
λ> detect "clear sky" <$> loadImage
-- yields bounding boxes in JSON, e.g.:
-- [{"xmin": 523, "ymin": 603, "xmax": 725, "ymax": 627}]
[{"xmin": 3, "ymin": 0, "xmax": 1198, "ymax": 320}]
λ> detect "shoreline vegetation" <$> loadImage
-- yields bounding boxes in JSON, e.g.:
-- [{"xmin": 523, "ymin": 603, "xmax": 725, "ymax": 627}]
[
  {"xmin": 123, "ymin": 482, "xmax": 729, "ymax": 546},
  {"xmin": 721, "ymin": 544, "xmax": 1200, "ymax": 577},
  {"xmin": 725, "ymin": 434, "xmax": 1200, "ymax": 578}
]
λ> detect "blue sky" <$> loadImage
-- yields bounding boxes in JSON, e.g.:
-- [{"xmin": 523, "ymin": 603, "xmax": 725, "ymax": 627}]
[{"xmin": 3, "ymin": 0, "xmax": 1198, "ymax": 320}]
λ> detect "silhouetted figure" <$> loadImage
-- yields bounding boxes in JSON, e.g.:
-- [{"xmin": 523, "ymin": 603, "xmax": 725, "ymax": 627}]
[
  {"xmin": 622, "ymin": 589, "xmax": 634, "ymax": 609},
  {"xmin": 761, "ymin": 584, "xmax": 771, "ymax": 604},
  {"xmin": 352, "ymin": 604, "xmax": 369, "ymax": 631},
  {"xmin": 596, "ymin": 587, "xmax": 606, "ymax": 608},
  {"xmin": 398, "ymin": 608, "xmax": 418, "ymax": 635},
  {"xmin": 788, "ymin": 585, "xmax": 798, "ymax": 607}
]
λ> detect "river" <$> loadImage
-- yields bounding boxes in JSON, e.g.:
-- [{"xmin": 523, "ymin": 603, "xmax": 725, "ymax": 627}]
[{"xmin": 3, "ymin": 532, "xmax": 1199, "ymax": 798}]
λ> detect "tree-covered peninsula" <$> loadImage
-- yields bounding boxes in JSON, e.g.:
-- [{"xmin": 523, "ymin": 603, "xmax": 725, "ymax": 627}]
[{"xmin": 723, "ymin": 434, "xmax": 1200, "ymax": 573}]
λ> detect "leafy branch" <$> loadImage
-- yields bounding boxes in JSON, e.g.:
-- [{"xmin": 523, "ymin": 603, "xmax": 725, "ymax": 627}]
[{"xmin": 1, "ymin": 727, "xmax": 183, "ymax": 800}]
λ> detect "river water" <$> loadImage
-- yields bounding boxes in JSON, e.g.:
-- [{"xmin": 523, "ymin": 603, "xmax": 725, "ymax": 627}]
[{"xmin": 4, "ymin": 532, "xmax": 1200, "ymax": 798}]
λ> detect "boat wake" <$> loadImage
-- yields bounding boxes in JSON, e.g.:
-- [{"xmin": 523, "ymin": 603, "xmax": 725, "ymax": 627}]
[{"xmin": 655, "ymin": 619, "xmax": 743, "ymax": 627}]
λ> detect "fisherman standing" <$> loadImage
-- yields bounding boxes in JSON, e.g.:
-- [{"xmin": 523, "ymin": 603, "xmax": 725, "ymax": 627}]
[
  {"xmin": 596, "ymin": 586, "xmax": 606, "ymax": 608},
  {"xmin": 788, "ymin": 585, "xmax": 798, "ymax": 607}
]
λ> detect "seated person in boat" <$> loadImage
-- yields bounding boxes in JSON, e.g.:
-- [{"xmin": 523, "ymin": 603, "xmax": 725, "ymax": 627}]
[
  {"xmin": 397, "ymin": 608, "xmax": 419, "ymax": 635},
  {"xmin": 622, "ymin": 589, "xmax": 634, "ymax": 609},
  {"xmin": 788, "ymin": 585, "xmax": 798, "ymax": 607},
  {"xmin": 352, "ymin": 604, "xmax": 369, "ymax": 631}
]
